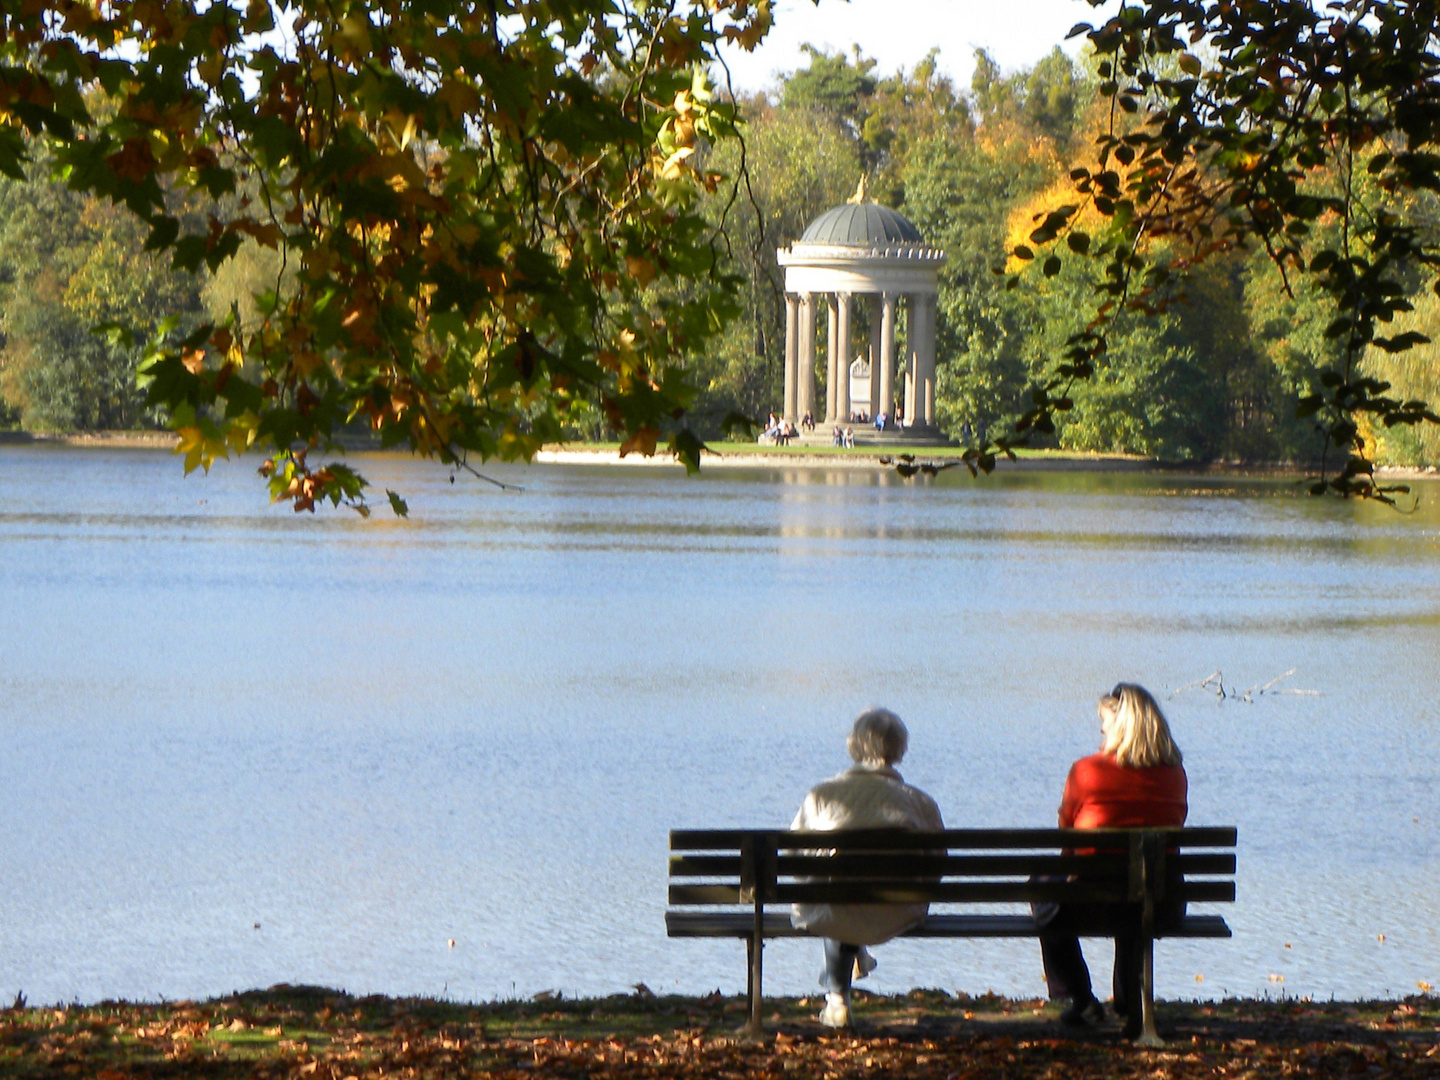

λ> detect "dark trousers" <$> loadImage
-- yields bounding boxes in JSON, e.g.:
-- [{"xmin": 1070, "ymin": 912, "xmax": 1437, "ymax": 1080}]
[
  {"xmin": 1039, "ymin": 927, "xmax": 1141, "ymax": 1014},
  {"xmin": 1038, "ymin": 900, "xmax": 1183, "ymax": 1013},
  {"xmin": 822, "ymin": 940, "xmax": 860, "ymax": 994}
]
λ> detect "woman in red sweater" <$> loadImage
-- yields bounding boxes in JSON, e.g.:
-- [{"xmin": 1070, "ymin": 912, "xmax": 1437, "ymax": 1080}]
[{"xmin": 1041, "ymin": 683, "xmax": 1187, "ymax": 1032}]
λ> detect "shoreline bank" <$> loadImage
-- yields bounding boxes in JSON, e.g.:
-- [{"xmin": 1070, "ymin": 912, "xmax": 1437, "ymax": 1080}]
[
  {"xmin": 1, "ymin": 986, "xmax": 1434, "ymax": 1078},
  {"xmin": 5, "ymin": 430, "xmax": 1438, "ymax": 480}
]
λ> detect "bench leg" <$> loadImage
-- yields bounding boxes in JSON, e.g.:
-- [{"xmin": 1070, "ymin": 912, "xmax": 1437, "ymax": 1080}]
[
  {"xmin": 746, "ymin": 938, "xmax": 753, "ymax": 1003},
  {"xmin": 1134, "ymin": 936, "xmax": 1163, "ymax": 1047},
  {"xmin": 741, "ymin": 930, "xmax": 765, "ymax": 1039}
]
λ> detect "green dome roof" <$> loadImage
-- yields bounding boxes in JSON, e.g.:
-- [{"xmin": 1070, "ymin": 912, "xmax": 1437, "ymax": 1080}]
[{"xmin": 799, "ymin": 202, "xmax": 924, "ymax": 246}]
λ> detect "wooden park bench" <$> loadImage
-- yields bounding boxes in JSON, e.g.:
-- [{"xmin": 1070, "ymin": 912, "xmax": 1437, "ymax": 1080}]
[{"xmin": 667, "ymin": 827, "xmax": 1236, "ymax": 1044}]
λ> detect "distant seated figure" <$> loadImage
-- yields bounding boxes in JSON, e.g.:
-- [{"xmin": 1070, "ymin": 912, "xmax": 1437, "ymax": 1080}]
[
  {"xmin": 874, "ymin": 412, "xmax": 886, "ymax": 431},
  {"xmin": 832, "ymin": 425, "xmax": 844, "ymax": 446},
  {"xmin": 791, "ymin": 708, "xmax": 944, "ymax": 1029},
  {"xmin": 843, "ymin": 427, "xmax": 855, "ymax": 448}
]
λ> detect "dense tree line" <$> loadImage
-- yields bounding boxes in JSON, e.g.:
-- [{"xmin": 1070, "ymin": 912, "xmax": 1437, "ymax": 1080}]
[
  {"xmin": 2, "ymin": 40, "xmax": 1436, "ymax": 469},
  {"xmin": 683, "ymin": 45, "xmax": 1440, "ymax": 467}
]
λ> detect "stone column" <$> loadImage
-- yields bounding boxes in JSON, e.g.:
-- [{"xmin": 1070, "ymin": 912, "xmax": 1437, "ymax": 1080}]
[
  {"xmin": 825, "ymin": 295, "xmax": 839, "ymax": 424},
  {"xmin": 783, "ymin": 293, "xmax": 799, "ymax": 423},
  {"xmin": 868, "ymin": 296, "xmax": 883, "ymax": 420},
  {"xmin": 879, "ymin": 292, "xmax": 897, "ymax": 428},
  {"xmin": 921, "ymin": 294, "xmax": 938, "ymax": 426},
  {"xmin": 798, "ymin": 293, "xmax": 817, "ymax": 424},
  {"xmin": 903, "ymin": 297, "xmax": 918, "ymax": 427},
  {"xmin": 910, "ymin": 294, "xmax": 926, "ymax": 427},
  {"xmin": 835, "ymin": 293, "xmax": 852, "ymax": 423}
]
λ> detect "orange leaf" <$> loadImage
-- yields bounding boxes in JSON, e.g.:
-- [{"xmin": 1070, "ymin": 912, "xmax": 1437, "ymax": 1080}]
[{"xmin": 618, "ymin": 426, "xmax": 660, "ymax": 458}]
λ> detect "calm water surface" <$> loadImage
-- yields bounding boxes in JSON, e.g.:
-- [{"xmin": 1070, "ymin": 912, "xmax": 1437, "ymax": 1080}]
[{"xmin": 1, "ymin": 446, "xmax": 1437, "ymax": 1005}]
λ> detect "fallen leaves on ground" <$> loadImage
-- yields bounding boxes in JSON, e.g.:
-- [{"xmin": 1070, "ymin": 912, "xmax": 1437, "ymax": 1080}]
[{"xmin": 0, "ymin": 986, "xmax": 1436, "ymax": 1078}]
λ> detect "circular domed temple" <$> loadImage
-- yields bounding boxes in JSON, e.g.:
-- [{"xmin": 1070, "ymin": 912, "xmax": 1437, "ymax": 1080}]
[{"xmin": 776, "ymin": 179, "xmax": 946, "ymax": 438}]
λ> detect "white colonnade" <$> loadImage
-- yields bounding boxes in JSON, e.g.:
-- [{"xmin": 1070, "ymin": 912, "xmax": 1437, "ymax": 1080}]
[
  {"xmin": 778, "ymin": 287, "xmax": 939, "ymax": 429},
  {"xmin": 776, "ymin": 221, "xmax": 945, "ymax": 431}
]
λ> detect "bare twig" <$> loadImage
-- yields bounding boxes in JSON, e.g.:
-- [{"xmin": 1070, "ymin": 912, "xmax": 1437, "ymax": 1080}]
[
  {"xmin": 450, "ymin": 447, "xmax": 523, "ymax": 492},
  {"xmin": 1169, "ymin": 669, "xmax": 1319, "ymax": 703}
]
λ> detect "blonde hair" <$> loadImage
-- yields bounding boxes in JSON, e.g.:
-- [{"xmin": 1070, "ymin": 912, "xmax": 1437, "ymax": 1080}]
[
  {"xmin": 1100, "ymin": 684, "xmax": 1182, "ymax": 769},
  {"xmin": 847, "ymin": 707, "xmax": 908, "ymax": 766}
]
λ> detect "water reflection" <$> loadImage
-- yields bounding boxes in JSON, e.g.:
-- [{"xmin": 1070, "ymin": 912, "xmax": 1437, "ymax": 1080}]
[{"xmin": 0, "ymin": 447, "xmax": 1436, "ymax": 1006}]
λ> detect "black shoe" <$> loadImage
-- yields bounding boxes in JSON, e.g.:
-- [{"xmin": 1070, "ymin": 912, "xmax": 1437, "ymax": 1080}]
[{"xmin": 1059, "ymin": 996, "xmax": 1105, "ymax": 1027}]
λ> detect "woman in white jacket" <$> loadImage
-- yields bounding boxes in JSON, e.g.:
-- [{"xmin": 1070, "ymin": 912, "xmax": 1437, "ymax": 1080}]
[{"xmin": 791, "ymin": 708, "xmax": 944, "ymax": 1028}]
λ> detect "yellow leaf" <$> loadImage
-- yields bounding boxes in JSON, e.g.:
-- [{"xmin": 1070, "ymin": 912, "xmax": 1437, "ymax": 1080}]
[
  {"xmin": 195, "ymin": 51, "xmax": 225, "ymax": 86},
  {"xmin": 625, "ymin": 256, "xmax": 656, "ymax": 286},
  {"xmin": 436, "ymin": 78, "xmax": 482, "ymax": 119},
  {"xmin": 660, "ymin": 145, "xmax": 694, "ymax": 180}
]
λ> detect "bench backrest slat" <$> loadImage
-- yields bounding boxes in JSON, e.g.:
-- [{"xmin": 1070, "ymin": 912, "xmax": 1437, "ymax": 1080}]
[
  {"xmin": 670, "ymin": 826, "xmax": 1237, "ymax": 851},
  {"xmin": 672, "ymin": 880, "xmax": 1135, "ymax": 906},
  {"xmin": 667, "ymin": 827, "xmax": 1235, "ymax": 912},
  {"xmin": 671, "ymin": 852, "xmax": 1134, "ymax": 878},
  {"xmin": 1175, "ymin": 881, "xmax": 1237, "ymax": 903},
  {"xmin": 1176, "ymin": 853, "xmax": 1236, "ymax": 875}
]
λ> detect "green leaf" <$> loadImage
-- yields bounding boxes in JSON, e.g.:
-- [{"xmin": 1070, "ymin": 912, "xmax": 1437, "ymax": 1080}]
[
  {"xmin": 92, "ymin": 322, "xmax": 135, "ymax": 349},
  {"xmin": 670, "ymin": 429, "xmax": 705, "ymax": 475},
  {"xmin": 1372, "ymin": 331, "xmax": 1430, "ymax": 353},
  {"xmin": 386, "ymin": 490, "xmax": 409, "ymax": 517},
  {"xmin": 0, "ymin": 127, "xmax": 28, "ymax": 180},
  {"xmin": 143, "ymin": 215, "xmax": 180, "ymax": 252}
]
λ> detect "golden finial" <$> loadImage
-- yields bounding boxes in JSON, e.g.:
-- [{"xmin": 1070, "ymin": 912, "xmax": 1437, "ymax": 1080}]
[{"xmin": 847, "ymin": 175, "xmax": 869, "ymax": 204}]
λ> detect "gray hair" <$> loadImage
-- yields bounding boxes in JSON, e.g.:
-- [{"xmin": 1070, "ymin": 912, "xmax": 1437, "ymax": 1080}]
[{"xmin": 847, "ymin": 707, "xmax": 908, "ymax": 766}]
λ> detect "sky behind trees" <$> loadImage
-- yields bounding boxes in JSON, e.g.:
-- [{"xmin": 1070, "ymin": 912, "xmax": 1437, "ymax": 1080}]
[{"xmin": 717, "ymin": 0, "xmax": 1120, "ymax": 92}]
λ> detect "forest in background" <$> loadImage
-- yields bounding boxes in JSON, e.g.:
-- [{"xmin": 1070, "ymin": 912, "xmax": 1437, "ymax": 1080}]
[{"xmin": 3, "ymin": 44, "xmax": 1438, "ymax": 467}]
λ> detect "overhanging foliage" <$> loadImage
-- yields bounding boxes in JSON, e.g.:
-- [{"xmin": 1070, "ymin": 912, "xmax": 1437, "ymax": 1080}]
[
  {"xmin": 0, "ymin": 0, "xmax": 774, "ymax": 512},
  {"xmin": 1012, "ymin": 0, "xmax": 1440, "ymax": 502}
]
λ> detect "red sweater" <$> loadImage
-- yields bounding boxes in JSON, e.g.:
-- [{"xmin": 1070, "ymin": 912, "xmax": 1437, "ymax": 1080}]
[{"xmin": 1058, "ymin": 752, "xmax": 1188, "ymax": 830}]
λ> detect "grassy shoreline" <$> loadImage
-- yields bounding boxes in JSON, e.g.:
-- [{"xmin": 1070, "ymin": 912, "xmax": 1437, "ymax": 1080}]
[
  {"xmin": 6, "ymin": 429, "xmax": 1438, "ymax": 479},
  {"xmin": 3, "ymin": 986, "xmax": 1435, "ymax": 1078}
]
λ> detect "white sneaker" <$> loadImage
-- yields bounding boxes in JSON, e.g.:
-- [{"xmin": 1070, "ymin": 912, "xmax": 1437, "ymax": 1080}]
[
  {"xmin": 818, "ymin": 992, "xmax": 852, "ymax": 1029},
  {"xmin": 852, "ymin": 947, "xmax": 878, "ymax": 981}
]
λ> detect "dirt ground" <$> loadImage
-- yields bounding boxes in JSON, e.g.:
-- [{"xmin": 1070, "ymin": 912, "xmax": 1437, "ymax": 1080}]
[{"xmin": 2, "ymin": 985, "xmax": 1437, "ymax": 1078}]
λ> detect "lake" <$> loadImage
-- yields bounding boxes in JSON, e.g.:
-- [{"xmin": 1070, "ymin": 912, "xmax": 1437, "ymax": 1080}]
[{"xmin": 0, "ymin": 445, "xmax": 1436, "ymax": 1007}]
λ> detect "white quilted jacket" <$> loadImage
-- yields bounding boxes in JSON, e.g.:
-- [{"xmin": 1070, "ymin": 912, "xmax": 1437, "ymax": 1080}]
[{"xmin": 789, "ymin": 762, "xmax": 944, "ymax": 946}]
